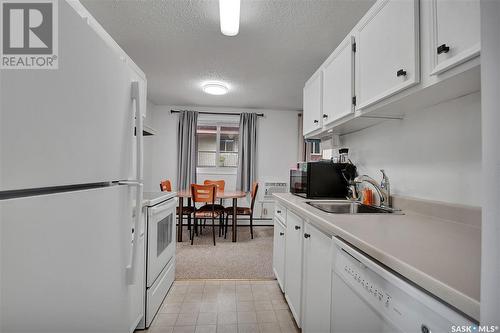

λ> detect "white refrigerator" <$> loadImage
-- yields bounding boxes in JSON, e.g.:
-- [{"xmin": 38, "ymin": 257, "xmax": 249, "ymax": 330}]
[{"xmin": 0, "ymin": 1, "xmax": 147, "ymax": 332}]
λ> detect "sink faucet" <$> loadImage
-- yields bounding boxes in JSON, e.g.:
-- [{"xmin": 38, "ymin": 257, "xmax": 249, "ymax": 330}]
[
  {"xmin": 380, "ymin": 169, "xmax": 390, "ymax": 206},
  {"xmin": 354, "ymin": 170, "xmax": 391, "ymax": 208}
]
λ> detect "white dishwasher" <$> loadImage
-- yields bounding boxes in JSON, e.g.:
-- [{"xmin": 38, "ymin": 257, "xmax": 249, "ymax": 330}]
[{"xmin": 331, "ymin": 237, "xmax": 474, "ymax": 333}]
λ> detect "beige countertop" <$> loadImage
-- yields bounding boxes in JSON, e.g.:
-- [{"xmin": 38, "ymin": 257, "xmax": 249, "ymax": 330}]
[{"xmin": 273, "ymin": 193, "xmax": 481, "ymax": 321}]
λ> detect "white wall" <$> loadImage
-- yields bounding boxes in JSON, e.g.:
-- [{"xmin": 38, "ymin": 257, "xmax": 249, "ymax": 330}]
[
  {"xmin": 144, "ymin": 104, "xmax": 300, "ymax": 214},
  {"xmin": 340, "ymin": 92, "xmax": 481, "ymax": 206},
  {"xmin": 480, "ymin": 0, "xmax": 500, "ymax": 324}
]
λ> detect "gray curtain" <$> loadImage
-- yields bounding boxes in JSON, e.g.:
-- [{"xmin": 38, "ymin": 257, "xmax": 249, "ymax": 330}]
[
  {"xmin": 236, "ymin": 113, "xmax": 258, "ymax": 191},
  {"xmin": 177, "ymin": 110, "xmax": 198, "ymax": 190}
]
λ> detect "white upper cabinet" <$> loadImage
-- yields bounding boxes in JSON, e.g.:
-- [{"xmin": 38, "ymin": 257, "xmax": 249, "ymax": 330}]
[
  {"xmin": 322, "ymin": 35, "xmax": 355, "ymax": 125},
  {"xmin": 429, "ymin": 0, "xmax": 480, "ymax": 75},
  {"xmin": 303, "ymin": 71, "xmax": 323, "ymax": 136},
  {"xmin": 355, "ymin": 0, "xmax": 420, "ymax": 110}
]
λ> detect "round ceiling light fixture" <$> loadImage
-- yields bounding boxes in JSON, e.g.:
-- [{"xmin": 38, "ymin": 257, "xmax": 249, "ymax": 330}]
[{"xmin": 202, "ymin": 81, "xmax": 229, "ymax": 95}]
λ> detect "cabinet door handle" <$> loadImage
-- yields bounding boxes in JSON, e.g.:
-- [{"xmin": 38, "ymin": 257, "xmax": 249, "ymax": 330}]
[
  {"xmin": 396, "ymin": 69, "xmax": 407, "ymax": 77},
  {"xmin": 280, "ymin": 232, "xmax": 285, "ymax": 236},
  {"xmin": 313, "ymin": 120, "xmax": 319, "ymax": 124},
  {"xmin": 437, "ymin": 44, "xmax": 450, "ymax": 54},
  {"xmin": 295, "ymin": 225, "xmax": 301, "ymax": 230},
  {"xmin": 304, "ymin": 233, "xmax": 311, "ymax": 239},
  {"xmin": 276, "ymin": 210, "xmax": 281, "ymax": 214},
  {"xmin": 323, "ymin": 114, "xmax": 328, "ymax": 119}
]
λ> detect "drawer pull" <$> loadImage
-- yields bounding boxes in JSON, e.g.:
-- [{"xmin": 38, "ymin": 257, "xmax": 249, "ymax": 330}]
[
  {"xmin": 295, "ymin": 225, "xmax": 301, "ymax": 230},
  {"xmin": 323, "ymin": 114, "xmax": 328, "ymax": 119},
  {"xmin": 437, "ymin": 44, "xmax": 450, "ymax": 54},
  {"xmin": 304, "ymin": 233, "xmax": 311, "ymax": 239},
  {"xmin": 396, "ymin": 69, "xmax": 407, "ymax": 77},
  {"xmin": 276, "ymin": 210, "xmax": 282, "ymax": 214},
  {"xmin": 280, "ymin": 232, "xmax": 285, "ymax": 236}
]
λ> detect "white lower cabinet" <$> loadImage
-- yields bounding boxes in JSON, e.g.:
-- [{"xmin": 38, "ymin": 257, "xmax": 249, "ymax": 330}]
[
  {"xmin": 273, "ymin": 217, "xmax": 286, "ymax": 292},
  {"xmin": 284, "ymin": 210, "xmax": 304, "ymax": 327},
  {"xmin": 273, "ymin": 204, "xmax": 336, "ymax": 331},
  {"xmin": 302, "ymin": 222, "xmax": 334, "ymax": 333}
]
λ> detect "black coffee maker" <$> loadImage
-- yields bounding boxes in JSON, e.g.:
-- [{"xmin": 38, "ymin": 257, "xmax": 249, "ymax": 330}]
[{"xmin": 336, "ymin": 148, "xmax": 358, "ymax": 199}]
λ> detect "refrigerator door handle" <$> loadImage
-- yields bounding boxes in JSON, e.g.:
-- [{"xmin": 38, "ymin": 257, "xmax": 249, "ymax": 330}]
[
  {"xmin": 122, "ymin": 181, "xmax": 142, "ymax": 285},
  {"xmin": 123, "ymin": 80, "xmax": 144, "ymax": 285}
]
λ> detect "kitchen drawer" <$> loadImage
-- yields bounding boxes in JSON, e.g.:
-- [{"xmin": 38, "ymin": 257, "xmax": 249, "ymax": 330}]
[
  {"xmin": 146, "ymin": 258, "xmax": 175, "ymax": 327},
  {"xmin": 274, "ymin": 203, "xmax": 286, "ymax": 223}
]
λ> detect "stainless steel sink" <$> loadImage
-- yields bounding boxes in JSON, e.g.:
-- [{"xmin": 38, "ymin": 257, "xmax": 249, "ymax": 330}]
[{"xmin": 306, "ymin": 201, "xmax": 402, "ymax": 214}]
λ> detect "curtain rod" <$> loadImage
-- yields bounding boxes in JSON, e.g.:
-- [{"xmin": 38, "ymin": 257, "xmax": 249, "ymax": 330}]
[{"xmin": 170, "ymin": 109, "xmax": 264, "ymax": 117}]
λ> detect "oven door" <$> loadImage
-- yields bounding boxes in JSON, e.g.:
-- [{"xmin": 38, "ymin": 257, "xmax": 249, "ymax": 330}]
[{"xmin": 147, "ymin": 198, "xmax": 177, "ymax": 288}]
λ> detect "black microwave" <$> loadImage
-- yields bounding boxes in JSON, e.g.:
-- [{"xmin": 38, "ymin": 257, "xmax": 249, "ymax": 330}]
[{"xmin": 290, "ymin": 161, "xmax": 356, "ymax": 199}]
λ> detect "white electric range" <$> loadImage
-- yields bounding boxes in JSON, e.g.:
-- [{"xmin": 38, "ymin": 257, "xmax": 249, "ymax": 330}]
[{"xmin": 137, "ymin": 191, "xmax": 177, "ymax": 329}]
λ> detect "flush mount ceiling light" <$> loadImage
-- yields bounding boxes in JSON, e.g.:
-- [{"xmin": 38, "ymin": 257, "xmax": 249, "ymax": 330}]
[
  {"xmin": 219, "ymin": 0, "xmax": 240, "ymax": 36},
  {"xmin": 202, "ymin": 81, "xmax": 229, "ymax": 95}
]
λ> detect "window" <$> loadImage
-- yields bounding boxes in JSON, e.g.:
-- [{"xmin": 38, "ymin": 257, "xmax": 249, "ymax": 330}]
[
  {"xmin": 197, "ymin": 125, "xmax": 218, "ymax": 167},
  {"xmin": 219, "ymin": 126, "xmax": 239, "ymax": 167},
  {"xmin": 197, "ymin": 122, "xmax": 239, "ymax": 168},
  {"xmin": 305, "ymin": 139, "xmax": 322, "ymax": 162},
  {"xmin": 311, "ymin": 141, "xmax": 321, "ymax": 155}
]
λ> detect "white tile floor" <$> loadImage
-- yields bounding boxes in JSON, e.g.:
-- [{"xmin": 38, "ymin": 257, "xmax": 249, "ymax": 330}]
[{"xmin": 143, "ymin": 279, "xmax": 300, "ymax": 333}]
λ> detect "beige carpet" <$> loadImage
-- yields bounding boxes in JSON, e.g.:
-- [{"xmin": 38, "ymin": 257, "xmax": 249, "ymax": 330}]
[{"xmin": 175, "ymin": 226, "xmax": 275, "ymax": 279}]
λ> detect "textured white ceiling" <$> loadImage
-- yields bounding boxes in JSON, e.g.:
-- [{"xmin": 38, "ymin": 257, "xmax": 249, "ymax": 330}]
[{"xmin": 81, "ymin": 0, "xmax": 374, "ymax": 110}]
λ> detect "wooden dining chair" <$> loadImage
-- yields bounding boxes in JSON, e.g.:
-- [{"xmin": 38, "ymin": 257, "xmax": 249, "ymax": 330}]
[
  {"xmin": 203, "ymin": 179, "xmax": 225, "ymax": 207},
  {"xmin": 160, "ymin": 179, "xmax": 172, "ymax": 192},
  {"xmin": 203, "ymin": 179, "xmax": 226, "ymax": 236},
  {"xmin": 160, "ymin": 179, "xmax": 195, "ymax": 237},
  {"xmin": 224, "ymin": 182, "xmax": 259, "ymax": 239},
  {"xmin": 191, "ymin": 184, "xmax": 224, "ymax": 246}
]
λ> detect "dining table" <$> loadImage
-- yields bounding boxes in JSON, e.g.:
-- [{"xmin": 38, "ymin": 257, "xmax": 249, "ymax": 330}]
[{"xmin": 176, "ymin": 189, "xmax": 247, "ymax": 242}]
